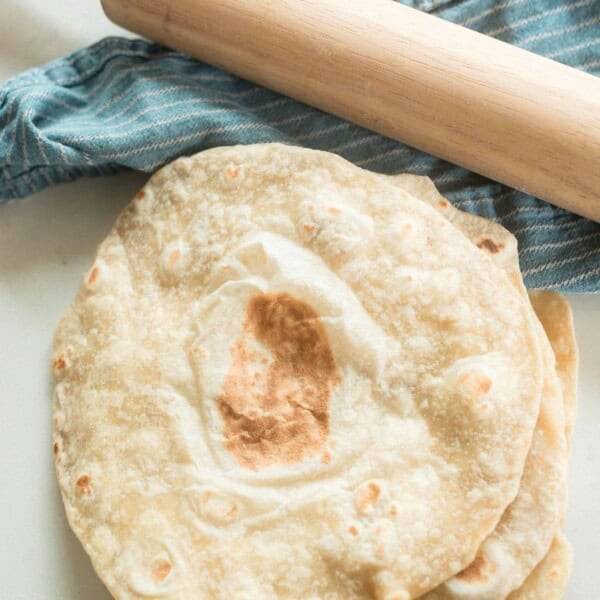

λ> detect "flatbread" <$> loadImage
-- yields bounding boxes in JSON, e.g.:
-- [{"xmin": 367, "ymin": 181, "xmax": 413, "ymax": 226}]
[
  {"xmin": 529, "ymin": 291, "xmax": 578, "ymax": 451},
  {"xmin": 386, "ymin": 179, "xmax": 578, "ymax": 455},
  {"xmin": 508, "ymin": 533, "xmax": 572, "ymax": 600},
  {"xmin": 507, "ymin": 291, "xmax": 577, "ymax": 600},
  {"xmin": 387, "ymin": 175, "xmax": 568, "ymax": 599},
  {"xmin": 52, "ymin": 144, "xmax": 543, "ymax": 599}
]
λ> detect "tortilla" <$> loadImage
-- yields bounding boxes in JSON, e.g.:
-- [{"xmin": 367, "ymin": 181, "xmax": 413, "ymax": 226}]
[
  {"xmin": 508, "ymin": 533, "xmax": 572, "ymax": 600},
  {"xmin": 507, "ymin": 291, "xmax": 577, "ymax": 600},
  {"xmin": 52, "ymin": 144, "xmax": 543, "ymax": 599},
  {"xmin": 529, "ymin": 291, "xmax": 578, "ymax": 451},
  {"xmin": 388, "ymin": 175, "xmax": 568, "ymax": 599}
]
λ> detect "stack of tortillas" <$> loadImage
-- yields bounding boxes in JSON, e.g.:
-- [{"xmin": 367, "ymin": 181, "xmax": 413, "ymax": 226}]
[{"xmin": 52, "ymin": 144, "xmax": 577, "ymax": 599}]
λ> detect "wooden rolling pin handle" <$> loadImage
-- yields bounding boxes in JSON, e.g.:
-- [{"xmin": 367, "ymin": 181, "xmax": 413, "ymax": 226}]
[{"xmin": 102, "ymin": 0, "xmax": 600, "ymax": 221}]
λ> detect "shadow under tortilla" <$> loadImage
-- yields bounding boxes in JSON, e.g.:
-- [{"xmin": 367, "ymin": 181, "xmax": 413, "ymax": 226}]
[
  {"xmin": 50, "ymin": 479, "xmax": 113, "ymax": 599},
  {"xmin": 46, "ymin": 360, "xmax": 112, "ymax": 600}
]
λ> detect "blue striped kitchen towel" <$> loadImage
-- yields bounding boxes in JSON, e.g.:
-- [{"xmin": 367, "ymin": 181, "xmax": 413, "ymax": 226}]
[{"xmin": 0, "ymin": 0, "xmax": 599, "ymax": 291}]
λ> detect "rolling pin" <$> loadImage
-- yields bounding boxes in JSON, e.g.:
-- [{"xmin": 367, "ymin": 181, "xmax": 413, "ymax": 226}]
[{"xmin": 102, "ymin": 0, "xmax": 600, "ymax": 221}]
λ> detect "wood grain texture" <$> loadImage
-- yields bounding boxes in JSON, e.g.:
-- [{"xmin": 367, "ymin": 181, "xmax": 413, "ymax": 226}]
[{"xmin": 102, "ymin": 0, "xmax": 600, "ymax": 221}]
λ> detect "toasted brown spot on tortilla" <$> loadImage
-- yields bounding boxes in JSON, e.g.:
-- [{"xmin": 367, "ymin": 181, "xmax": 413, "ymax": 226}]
[
  {"xmin": 328, "ymin": 207, "xmax": 342, "ymax": 216},
  {"xmin": 151, "ymin": 559, "xmax": 172, "ymax": 583},
  {"xmin": 87, "ymin": 266, "xmax": 99, "ymax": 286},
  {"xmin": 53, "ymin": 442, "xmax": 59, "ymax": 455},
  {"xmin": 455, "ymin": 552, "xmax": 495, "ymax": 583},
  {"xmin": 438, "ymin": 199, "xmax": 449, "ymax": 208},
  {"xmin": 388, "ymin": 504, "xmax": 398, "ymax": 517},
  {"xmin": 321, "ymin": 449, "xmax": 332, "ymax": 464},
  {"xmin": 458, "ymin": 371, "xmax": 492, "ymax": 397},
  {"xmin": 476, "ymin": 237, "xmax": 504, "ymax": 254},
  {"xmin": 218, "ymin": 292, "xmax": 339, "ymax": 470},
  {"xmin": 481, "ymin": 379, "xmax": 492, "ymax": 394},
  {"xmin": 355, "ymin": 481, "xmax": 381, "ymax": 514},
  {"xmin": 226, "ymin": 165, "xmax": 240, "ymax": 179},
  {"xmin": 134, "ymin": 190, "xmax": 145, "ymax": 201},
  {"xmin": 76, "ymin": 475, "xmax": 92, "ymax": 495},
  {"xmin": 53, "ymin": 355, "xmax": 67, "ymax": 370},
  {"xmin": 349, "ymin": 525, "xmax": 359, "ymax": 537},
  {"xmin": 167, "ymin": 248, "xmax": 181, "ymax": 269}
]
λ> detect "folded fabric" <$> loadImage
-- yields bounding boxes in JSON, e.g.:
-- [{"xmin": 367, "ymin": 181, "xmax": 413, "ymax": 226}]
[{"xmin": 1, "ymin": 0, "xmax": 599, "ymax": 291}]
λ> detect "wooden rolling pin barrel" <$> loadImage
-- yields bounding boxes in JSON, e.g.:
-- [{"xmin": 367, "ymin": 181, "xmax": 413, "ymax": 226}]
[{"xmin": 102, "ymin": 0, "xmax": 600, "ymax": 221}]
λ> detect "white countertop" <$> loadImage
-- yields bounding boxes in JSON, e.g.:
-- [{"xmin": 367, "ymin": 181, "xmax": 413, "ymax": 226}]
[{"xmin": 1, "ymin": 2, "xmax": 598, "ymax": 598}]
